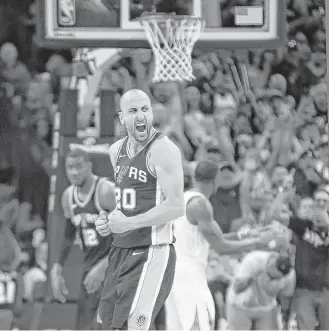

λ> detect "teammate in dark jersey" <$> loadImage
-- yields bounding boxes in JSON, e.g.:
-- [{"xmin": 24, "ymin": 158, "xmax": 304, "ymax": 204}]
[
  {"xmin": 50, "ymin": 149, "xmax": 116, "ymax": 329},
  {"xmin": 95, "ymin": 89, "xmax": 185, "ymax": 330},
  {"xmin": 0, "ymin": 223, "xmax": 23, "ymax": 329}
]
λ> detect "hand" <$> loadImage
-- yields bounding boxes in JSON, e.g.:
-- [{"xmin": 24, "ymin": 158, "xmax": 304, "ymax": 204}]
[
  {"xmin": 83, "ymin": 262, "xmax": 105, "ymax": 294},
  {"xmin": 51, "ymin": 263, "xmax": 68, "ymax": 303},
  {"xmin": 95, "ymin": 211, "xmax": 111, "ymax": 237},
  {"xmin": 108, "ymin": 210, "xmax": 135, "ymax": 234}
]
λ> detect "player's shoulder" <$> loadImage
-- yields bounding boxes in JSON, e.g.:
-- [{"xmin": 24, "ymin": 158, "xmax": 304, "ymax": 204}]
[
  {"xmin": 62, "ymin": 185, "xmax": 73, "ymax": 200},
  {"xmin": 186, "ymin": 194, "xmax": 212, "ymax": 218},
  {"xmin": 109, "ymin": 137, "xmax": 126, "ymax": 154},
  {"xmin": 97, "ymin": 177, "xmax": 115, "ymax": 194},
  {"xmin": 61, "ymin": 185, "xmax": 74, "ymax": 211},
  {"xmin": 150, "ymin": 133, "xmax": 182, "ymax": 162}
]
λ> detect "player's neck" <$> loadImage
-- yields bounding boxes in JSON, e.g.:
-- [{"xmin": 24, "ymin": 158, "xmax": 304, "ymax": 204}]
[
  {"xmin": 128, "ymin": 128, "xmax": 157, "ymax": 156},
  {"xmin": 76, "ymin": 174, "xmax": 97, "ymax": 196},
  {"xmin": 194, "ymin": 183, "xmax": 211, "ymax": 199}
]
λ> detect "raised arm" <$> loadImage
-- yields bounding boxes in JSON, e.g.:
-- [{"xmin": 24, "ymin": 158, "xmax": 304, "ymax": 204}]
[{"xmin": 133, "ymin": 136, "xmax": 185, "ymax": 228}]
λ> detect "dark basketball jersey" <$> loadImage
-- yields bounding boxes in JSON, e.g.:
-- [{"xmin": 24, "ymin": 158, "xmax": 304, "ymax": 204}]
[
  {"xmin": 113, "ymin": 131, "xmax": 174, "ymax": 248},
  {"xmin": 67, "ymin": 177, "xmax": 113, "ymax": 272},
  {"xmin": 0, "ymin": 271, "xmax": 20, "ymax": 311}
]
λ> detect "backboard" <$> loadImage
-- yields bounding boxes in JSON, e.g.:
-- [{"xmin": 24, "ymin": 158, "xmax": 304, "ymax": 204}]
[{"xmin": 36, "ymin": 0, "xmax": 285, "ymax": 49}]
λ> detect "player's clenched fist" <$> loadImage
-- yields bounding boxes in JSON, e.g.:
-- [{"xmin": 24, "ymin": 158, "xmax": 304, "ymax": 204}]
[
  {"xmin": 108, "ymin": 210, "xmax": 135, "ymax": 234},
  {"xmin": 95, "ymin": 211, "xmax": 111, "ymax": 236}
]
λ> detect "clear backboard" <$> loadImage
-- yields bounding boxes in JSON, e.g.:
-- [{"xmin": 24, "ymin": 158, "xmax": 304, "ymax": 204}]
[{"xmin": 36, "ymin": 0, "xmax": 285, "ymax": 49}]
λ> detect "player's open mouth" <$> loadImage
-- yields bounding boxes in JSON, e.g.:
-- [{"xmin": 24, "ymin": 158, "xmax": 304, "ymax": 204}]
[{"xmin": 136, "ymin": 123, "xmax": 146, "ymax": 133}]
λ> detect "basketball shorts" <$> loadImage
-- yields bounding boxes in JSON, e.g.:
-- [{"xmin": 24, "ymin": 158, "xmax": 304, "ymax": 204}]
[
  {"xmin": 76, "ymin": 280, "xmax": 103, "ymax": 330},
  {"xmin": 99, "ymin": 244, "xmax": 176, "ymax": 330},
  {"xmin": 165, "ymin": 265, "xmax": 215, "ymax": 330}
]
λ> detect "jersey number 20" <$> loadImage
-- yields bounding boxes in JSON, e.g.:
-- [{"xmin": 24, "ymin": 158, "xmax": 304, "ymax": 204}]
[
  {"xmin": 115, "ymin": 188, "xmax": 136, "ymax": 210},
  {"xmin": 0, "ymin": 280, "xmax": 16, "ymax": 305}
]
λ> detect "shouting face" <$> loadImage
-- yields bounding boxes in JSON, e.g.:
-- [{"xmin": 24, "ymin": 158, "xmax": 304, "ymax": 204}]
[{"xmin": 119, "ymin": 90, "xmax": 154, "ymax": 143}]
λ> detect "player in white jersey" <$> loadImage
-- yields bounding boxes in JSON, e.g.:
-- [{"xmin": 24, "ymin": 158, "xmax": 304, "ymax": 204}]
[{"xmin": 165, "ymin": 160, "xmax": 278, "ymax": 330}]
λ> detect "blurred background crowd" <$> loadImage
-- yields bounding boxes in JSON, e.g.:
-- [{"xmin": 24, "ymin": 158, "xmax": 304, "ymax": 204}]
[{"xmin": 0, "ymin": 0, "xmax": 328, "ymax": 329}]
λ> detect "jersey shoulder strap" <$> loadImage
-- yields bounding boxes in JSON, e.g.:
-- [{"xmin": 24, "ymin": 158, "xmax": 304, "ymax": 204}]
[
  {"xmin": 144, "ymin": 131, "xmax": 165, "ymax": 177},
  {"xmin": 117, "ymin": 137, "xmax": 128, "ymax": 158},
  {"xmin": 184, "ymin": 190, "xmax": 205, "ymax": 205},
  {"xmin": 143, "ymin": 130, "xmax": 163, "ymax": 155}
]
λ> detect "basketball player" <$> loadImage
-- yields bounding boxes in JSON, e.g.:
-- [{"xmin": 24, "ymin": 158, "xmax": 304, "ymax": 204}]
[
  {"xmin": 165, "ymin": 160, "xmax": 279, "ymax": 330},
  {"xmin": 0, "ymin": 222, "xmax": 24, "ymax": 329},
  {"xmin": 51, "ymin": 149, "xmax": 116, "ymax": 329},
  {"xmin": 95, "ymin": 89, "xmax": 185, "ymax": 330}
]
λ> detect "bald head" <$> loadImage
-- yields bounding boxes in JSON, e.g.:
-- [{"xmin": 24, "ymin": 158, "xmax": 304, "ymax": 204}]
[
  {"xmin": 120, "ymin": 89, "xmax": 151, "ymax": 111},
  {"xmin": 119, "ymin": 89, "xmax": 154, "ymax": 142}
]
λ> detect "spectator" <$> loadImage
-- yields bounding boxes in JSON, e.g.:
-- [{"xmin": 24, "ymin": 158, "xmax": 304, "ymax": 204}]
[
  {"xmin": 294, "ymin": 149, "xmax": 323, "ymax": 199},
  {"xmin": 0, "ymin": 43, "xmax": 32, "ymax": 96},
  {"xmin": 272, "ymin": 173, "xmax": 329, "ymax": 330},
  {"xmin": 226, "ymin": 251, "xmax": 295, "ymax": 330}
]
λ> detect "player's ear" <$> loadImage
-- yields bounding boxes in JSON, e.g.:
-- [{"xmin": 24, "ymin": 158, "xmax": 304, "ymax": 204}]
[{"xmin": 119, "ymin": 111, "xmax": 124, "ymax": 125}]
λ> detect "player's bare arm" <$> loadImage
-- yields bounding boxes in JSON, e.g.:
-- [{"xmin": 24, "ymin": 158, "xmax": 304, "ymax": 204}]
[
  {"xmin": 56, "ymin": 188, "xmax": 76, "ymax": 267},
  {"xmin": 84, "ymin": 179, "xmax": 116, "ymax": 293},
  {"xmin": 187, "ymin": 197, "xmax": 274, "ymax": 256},
  {"xmin": 95, "ymin": 147, "xmax": 120, "ymax": 237},
  {"xmin": 133, "ymin": 136, "xmax": 185, "ymax": 228},
  {"xmin": 98, "ymin": 179, "xmax": 116, "ymax": 213},
  {"xmin": 50, "ymin": 188, "xmax": 73, "ymax": 303}
]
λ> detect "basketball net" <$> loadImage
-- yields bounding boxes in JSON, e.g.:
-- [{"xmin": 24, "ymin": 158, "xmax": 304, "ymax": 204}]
[{"xmin": 137, "ymin": 13, "xmax": 205, "ymax": 83}]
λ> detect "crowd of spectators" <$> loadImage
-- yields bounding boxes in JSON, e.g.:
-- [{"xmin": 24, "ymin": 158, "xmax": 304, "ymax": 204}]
[{"xmin": 0, "ymin": 0, "xmax": 328, "ymax": 329}]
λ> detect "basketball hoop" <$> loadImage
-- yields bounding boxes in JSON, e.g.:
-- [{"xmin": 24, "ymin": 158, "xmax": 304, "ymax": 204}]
[{"xmin": 136, "ymin": 13, "xmax": 205, "ymax": 83}]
